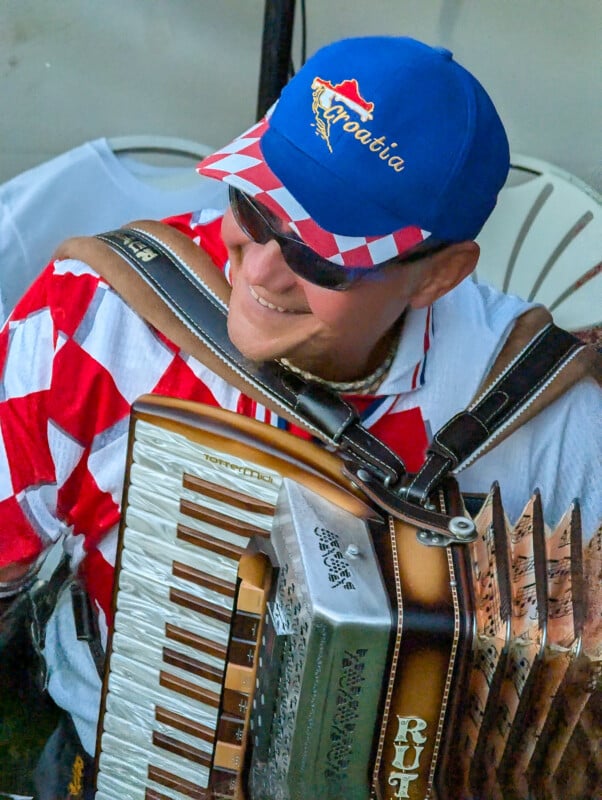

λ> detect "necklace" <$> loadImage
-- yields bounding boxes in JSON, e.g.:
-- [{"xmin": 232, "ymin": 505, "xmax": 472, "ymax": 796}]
[{"xmin": 279, "ymin": 326, "xmax": 400, "ymax": 395}]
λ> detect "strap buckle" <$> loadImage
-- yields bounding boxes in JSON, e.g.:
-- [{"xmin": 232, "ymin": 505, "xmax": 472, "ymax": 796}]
[{"xmin": 343, "ymin": 460, "xmax": 477, "ymax": 547}]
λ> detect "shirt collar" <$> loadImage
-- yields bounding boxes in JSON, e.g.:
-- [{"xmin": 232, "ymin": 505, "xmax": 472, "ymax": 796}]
[{"xmin": 376, "ymin": 305, "xmax": 434, "ymax": 395}]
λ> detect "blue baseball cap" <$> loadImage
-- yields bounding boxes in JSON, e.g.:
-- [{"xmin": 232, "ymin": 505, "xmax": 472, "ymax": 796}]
[{"xmin": 199, "ymin": 36, "xmax": 509, "ymax": 267}]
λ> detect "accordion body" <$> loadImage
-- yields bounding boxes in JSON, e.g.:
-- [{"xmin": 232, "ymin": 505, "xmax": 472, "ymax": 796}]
[{"xmin": 94, "ymin": 396, "xmax": 601, "ymax": 800}]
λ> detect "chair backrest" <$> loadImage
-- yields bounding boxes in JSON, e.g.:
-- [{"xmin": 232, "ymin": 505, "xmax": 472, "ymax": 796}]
[{"xmin": 475, "ymin": 153, "xmax": 601, "ymax": 333}]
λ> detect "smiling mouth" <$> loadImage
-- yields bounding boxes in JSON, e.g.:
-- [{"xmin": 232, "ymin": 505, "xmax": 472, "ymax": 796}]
[{"xmin": 249, "ymin": 286, "xmax": 303, "ymax": 314}]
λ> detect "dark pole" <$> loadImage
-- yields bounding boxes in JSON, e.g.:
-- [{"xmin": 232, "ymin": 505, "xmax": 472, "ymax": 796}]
[{"xmin": 256, "ymin": 0, "xmax": 296, "ymax": 120}]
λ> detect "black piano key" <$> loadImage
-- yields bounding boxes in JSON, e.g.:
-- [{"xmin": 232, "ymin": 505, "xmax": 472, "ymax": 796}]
[
  {"xmin": 159, "ymin": 671, "xmax": 220, "ymax": 709},
  {"xmin": 169, "ymin": 587, "xmax": 232, "ymax": 625},
  {"xmin": 183, "ymin": 472, "xmax": 275, "ymax": 516},
  {"xmin": 172, "ymin": 560, "xmax": 236, "ymax": 599},
  {"xmin": 176, "ymin": 523, "xmax": 245, "ymax": 561},
  {"xmin": 155, "ymin": 705, "xmax": 215, "ymax": 744},
  {"xmin": 228, "ymin": 638, "xmax": 257, "ymax": 668},
  {"xmin": 147, "ymin": 764, "xmax": 209, "ymax": 799},
  {"xmin": 145, "ymin": 789, "xmax": 175, "ymax": 800},
  {"xmin": 231, "ymin": 610, "xmax": 261, "ymax": 642},
  {"xmin": 162, "ymin": 646, "xmax": 224, "ymax": 683},
  {"xmin": 165, "ymin": 622, "xmax": 228, "ymax": 661},
  {"xmin": 209, "ymin": 767, "xmax": 240, "ymax": 799},
  {"xmin": 180, "ymin": 498, "xmax": 268, "ymax": 539},
  {"xmin": 217, "ymin": 714, "xmax": 246, "ymax": 745},
  {"xmin": 152, "ymin": 731, "xmax": 212, "ymax": 769}
]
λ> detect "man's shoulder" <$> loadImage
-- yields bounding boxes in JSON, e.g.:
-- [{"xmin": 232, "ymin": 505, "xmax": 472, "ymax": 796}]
[
  {"xmin": 160, "ymin": 208, "xmax": 229, "ymax": 271},
  {"xmin": 414, "ymin": 280, "xmax": 535, "ymax": 426},
  {"xmin": 436, "ymin": 278, "xmax": 534, "ymax": 337}
]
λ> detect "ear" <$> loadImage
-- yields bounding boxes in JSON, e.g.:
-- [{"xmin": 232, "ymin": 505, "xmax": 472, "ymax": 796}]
[{"xmin": 408, "ymin": 241, "xmax": 480, "ymax": 309}]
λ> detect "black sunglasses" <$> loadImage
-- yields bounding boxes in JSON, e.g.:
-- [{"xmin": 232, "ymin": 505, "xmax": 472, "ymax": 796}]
[{"xmin": 228, "ymin": 186, "xmax": 449, "ymax": 291}]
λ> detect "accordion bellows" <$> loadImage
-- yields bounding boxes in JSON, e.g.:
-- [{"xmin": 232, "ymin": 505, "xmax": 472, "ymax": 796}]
[{"xmin": 94, "ymin": 397, "xmax": 601, "ymax": 800}]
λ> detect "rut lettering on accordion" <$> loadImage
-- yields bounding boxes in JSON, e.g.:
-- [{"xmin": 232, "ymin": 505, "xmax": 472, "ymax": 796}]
[{"xmin": 94, "ymin": 396, "xmax": 601, "ymax": 800}]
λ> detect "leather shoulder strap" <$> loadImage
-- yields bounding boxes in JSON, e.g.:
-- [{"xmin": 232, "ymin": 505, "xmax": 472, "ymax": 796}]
[
  {"xmin": 54, "ymin": 222, "xmax": 599, "ymax": 539},
  {"xmin": 54, "ymin": 222, "xmax": 409, "ymax": 488},
  {"xmin": 403, "ymin": 313, "xmax": 599, "ymax": 504},
  {"xmin": 55, "ymin": 220, "xmax": 232, "ymax": 372}
]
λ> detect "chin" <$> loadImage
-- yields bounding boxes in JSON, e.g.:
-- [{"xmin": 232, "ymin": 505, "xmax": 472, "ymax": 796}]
[{"xmin": 226, "ymin": 318, "xmax": 279, "ymax": 364}]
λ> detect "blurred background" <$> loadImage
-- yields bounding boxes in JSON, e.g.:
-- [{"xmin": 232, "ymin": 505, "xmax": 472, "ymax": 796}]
[
  {"xmin": 1, "ymin": 0, "xmax": 600, "ymax": 190},
  {"xmin": 0, "ymin": 0, "xmax": 599, "ymax": 331}
]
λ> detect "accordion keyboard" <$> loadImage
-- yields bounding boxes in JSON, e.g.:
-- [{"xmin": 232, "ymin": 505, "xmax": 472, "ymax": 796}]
[{"xmin": 95, "ymin": 417, "xmax": 279, "ymax": 800}]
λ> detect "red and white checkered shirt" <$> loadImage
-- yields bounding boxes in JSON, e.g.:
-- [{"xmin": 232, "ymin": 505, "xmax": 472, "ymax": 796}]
[{"xmin": 0, "ymin": 210, "xmax": 433, "ymax": 628}]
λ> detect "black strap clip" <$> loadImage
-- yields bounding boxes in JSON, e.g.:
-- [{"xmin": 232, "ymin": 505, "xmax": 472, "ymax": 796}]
[{"xmin": 71, "ymin": 582, "xmax": 105, "ymax": 679}]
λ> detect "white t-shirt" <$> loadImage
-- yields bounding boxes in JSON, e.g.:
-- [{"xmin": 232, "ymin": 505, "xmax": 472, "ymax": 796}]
[{"xmin": 0, "ymin": 137, "xmax": 227, "ymax": 321}]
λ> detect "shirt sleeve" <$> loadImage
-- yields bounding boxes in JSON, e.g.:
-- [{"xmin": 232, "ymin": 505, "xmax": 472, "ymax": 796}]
[
  {"xmin": 0, "ymin": 260, "xmax": 70, "ymax": 566},
  {"xmin": 0, "ymin": 209, "xmax": 229, "ymax": 571},
  {"xmin": 0, "ymin": 253, "xmax": 146, "ymax": 569}
]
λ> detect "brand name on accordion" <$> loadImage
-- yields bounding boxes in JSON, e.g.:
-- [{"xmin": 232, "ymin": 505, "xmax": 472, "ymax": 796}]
[
  {"xmin": 202, "ymin": 453, "xmax": 275, "ymax": 483},
  {"xmin": 388, "ymin": 715, "xmax": 428, "ymax": 799}
]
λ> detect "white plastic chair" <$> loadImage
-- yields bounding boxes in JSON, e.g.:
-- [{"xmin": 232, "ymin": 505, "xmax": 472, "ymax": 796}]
[{"xmin": 475, "ymin": 154, "xmax": 601, "ymax": 333}]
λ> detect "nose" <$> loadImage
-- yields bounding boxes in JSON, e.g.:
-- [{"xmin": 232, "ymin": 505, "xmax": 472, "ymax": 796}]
[
  {"xmin": 239, "ymin": 238, "xmax": 299, "ymax": 292},
  {"xmin": 222, "ymin": 208, "xmax": 299, "ymax": 292}
]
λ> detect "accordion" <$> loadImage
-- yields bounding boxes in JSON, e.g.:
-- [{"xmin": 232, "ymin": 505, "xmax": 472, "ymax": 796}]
[{"xmin": 94, "ymin": 396, "xmax": 601, "ymax": 800}]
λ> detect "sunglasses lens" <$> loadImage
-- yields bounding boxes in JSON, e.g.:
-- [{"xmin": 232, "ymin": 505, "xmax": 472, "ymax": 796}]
[
  {"xmin": 228, "ymin": 187, "xmax": 444, "ymax": 291},
  {"xmin": 229, "ymin": 187, "xmax": 354, "ymax": 289},
  {"xmin": 230, "ymin": 188, "xmax": 268, "ymax": 244}
]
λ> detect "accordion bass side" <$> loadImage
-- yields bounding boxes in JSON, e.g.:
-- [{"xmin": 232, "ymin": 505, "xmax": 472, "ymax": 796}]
[{"xmin": 94, "ymin": 396, "xmax": 601, "ymax": 800}]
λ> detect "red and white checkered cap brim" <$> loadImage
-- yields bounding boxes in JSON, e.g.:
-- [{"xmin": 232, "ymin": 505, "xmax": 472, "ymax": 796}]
[{"xmin": 197, "ymin": 115, "xmax": 428, "ymax": 268}]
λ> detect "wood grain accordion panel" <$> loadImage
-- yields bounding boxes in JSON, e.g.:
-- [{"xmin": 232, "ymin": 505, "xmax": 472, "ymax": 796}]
[{"xmin": 94, "ymin": 396, "xmax": 601, "ymax": 800}]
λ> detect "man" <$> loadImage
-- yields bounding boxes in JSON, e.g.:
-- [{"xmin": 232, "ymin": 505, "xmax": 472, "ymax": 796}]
[{"xmin": 0, "ymin": 36, "xmax": 599, "ymax": 798}]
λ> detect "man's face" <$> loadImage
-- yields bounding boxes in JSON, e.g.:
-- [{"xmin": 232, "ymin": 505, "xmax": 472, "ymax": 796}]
[{"xmin": 221, "ymin": 207, "xmax": 428, "ymax": 382}]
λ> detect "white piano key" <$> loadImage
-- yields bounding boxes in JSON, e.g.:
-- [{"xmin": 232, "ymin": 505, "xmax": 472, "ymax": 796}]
[
  {"xmin": 114, "ymin": 610, "xmax": 226, "ymax": 673},
  {"xmin": 96, "ymin": 749, "xmax": 154, "ymax": 790},
  {"xmin": 121, "ymin": 521, "xmax": 240, "ymax": 583},
  {"xmin": 115, "ymin": 571, "xmax": 231, "ymax": 646},
  {"xmin": 96, "ymin": 769, "xmax": 200, "ymax": 800},
  {"xmin": 127, "ymin": 481, "xmax": 257, "ymax": 551},
  {"xmin": 105, "ymin": 654, "xmax": 219, "ymax": 729},
  {"xmin": 99, "ymin": 731, "xmax": 210, "ymax": 790},
  {"xmin": 110, "ymin": 630, "xmax": 222, "ymax": 696},
  {"xmin": 129, "ymin": 462, "xmax": 274, "ymax": 534},
  {"xmin": 95, "ymin": 770, "xmax": 145, "ymax": 800},
  {"xmin": 129, "ymin": 458, "xmax": 184, "ymax": 497},
  {"xmin": 133, "ymin": 419, "xmax": 281, "ymax": 506},
  {"xmin": 112, "ymin": 609, "xmax": 227, "ymax": 672},
  {"xmin": 104, "ymin": 691, "xmax": 215, "ymax": 753},
  {"xmin": 119, "ymin": 547, "xmax": 235, "ymax": 612},
  {"xmin": 179, "ymin": 488, "xmax": 274, "ymax": 534},
  {"xmin": 103, "ymin": 700, "xmax": 214, "ymax": 757},
  {"xmin": 145, "ymin": 780, "xmax": 207, "ymax": 800}
]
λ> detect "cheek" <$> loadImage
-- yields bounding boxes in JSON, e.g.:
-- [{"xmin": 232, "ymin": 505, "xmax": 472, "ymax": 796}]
[
  {"xmin": 300, "ymin": 284, "xmax": 350, "ymax": 325},
  {"xmin": 301, "ymin": 281, "xmax": 399, "ymax": 330}
]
